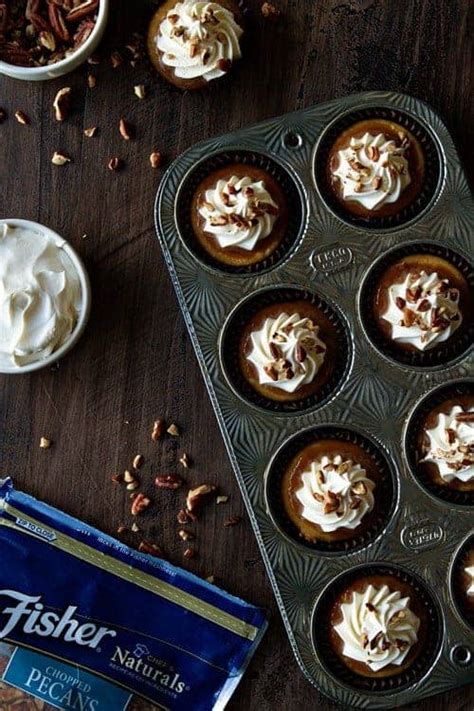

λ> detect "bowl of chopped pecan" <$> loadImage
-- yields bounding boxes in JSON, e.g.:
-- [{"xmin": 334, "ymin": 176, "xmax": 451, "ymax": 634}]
[{"xmin": 0, "ymin": 0, "xmax": 109, "ymax": 81}]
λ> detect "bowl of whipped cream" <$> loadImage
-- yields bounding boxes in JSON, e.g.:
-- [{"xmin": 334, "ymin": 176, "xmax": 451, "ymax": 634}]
[{"xmin": 0, "ymin": 219, "xmax": 91, "ymax": 374}]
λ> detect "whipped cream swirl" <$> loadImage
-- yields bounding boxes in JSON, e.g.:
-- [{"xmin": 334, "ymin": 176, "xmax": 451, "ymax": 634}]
[
  {"xmin": 465, "ymin": 565, "xmax": 474, "ymax": 596},
  {"xmin": 381, "ymin": 270, "xmax": 462, "ymax": 351},
  {"xmin": 332, "ymin": 132, "xmax": 411, "ymax": 211},
  {"xmin": 421, "ymin": 406, "xmax": 474, "ymax": 482},
  {"xmin": 295, "ymin": 455, "xmax": 375, "ymax": 533},
  {"xmin": 0, "ymin": 223, "xmax": 81, "ymax": 369},
  {"xmin": 156, "ymin": 1, "xmax": 243, "ymax": 83},
  {"xmin": 198, "ymin": 175, "xmax": 279, "ymax": 251},
  {"xmin": 334, "ymin": 584, "xmax": 420, "ymax": 672},
  {"xmin": 246, "ymin": 312, "xmax": 326, "ymax": 393}
]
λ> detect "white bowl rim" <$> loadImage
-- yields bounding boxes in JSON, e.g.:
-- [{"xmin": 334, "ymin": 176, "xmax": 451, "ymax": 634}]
[
  {"xmin": 0, "ymin": 0, "xmax": 108, "ymax": 78},
  {"xmin": 0, "ymin": 218, "xmax": 91, "ymax": 375}
]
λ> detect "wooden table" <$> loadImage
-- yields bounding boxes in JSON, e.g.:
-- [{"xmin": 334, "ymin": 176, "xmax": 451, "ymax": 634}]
[{"xmin": 0, "ymin": 1, "xmax": 472, "ymax": 709}]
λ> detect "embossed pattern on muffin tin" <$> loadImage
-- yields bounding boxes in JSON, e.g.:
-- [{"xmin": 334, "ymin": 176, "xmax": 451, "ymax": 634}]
[{"xmin": 155, "ymin": 92, "xmax": 474, "ymax": 708}]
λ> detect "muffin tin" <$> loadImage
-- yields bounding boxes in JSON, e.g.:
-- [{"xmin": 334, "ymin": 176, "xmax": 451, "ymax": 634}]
[{"xmin": 155, "ymin": 91, "xmax": 474, "ymax": 708}]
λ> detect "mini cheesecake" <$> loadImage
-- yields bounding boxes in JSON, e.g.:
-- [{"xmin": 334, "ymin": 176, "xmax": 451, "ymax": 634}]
[
  {"xmin": 327, "ymin": 118, "xmax": 425, "ymax": 220},
  {"xmin": 415, "ymin": 394, "xmax": 474, "ymax": 492},
  {"xmin": 372, "ymin": 253, "xmax": 471, "ymax": 355},
  {"xmin": 238, "ymin": 299, "xmax": 340, "ymax": 403},
  {"xmin": 328, "ymin": 573, "xmax": 427, "ymax": 678},
  {"xmin": 281, "ymin": 439, "xmax": 380, "ymax": 544},
  {"xmin": 147, "ymin": 0, "xmax": 243, "ymax": 91},
  {"xmin": 452, "ymin": 543, "xmax": 474, "ymax": 627},
  {"xmin": 191, "ymin": 163, "xmax": 288, "ymax": 267}
]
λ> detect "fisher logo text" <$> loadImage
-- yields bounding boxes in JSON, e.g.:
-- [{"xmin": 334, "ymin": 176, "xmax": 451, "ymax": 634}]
[{"xmin": 0, "ymin": 590, "xmax": 117, "ymax": 648}]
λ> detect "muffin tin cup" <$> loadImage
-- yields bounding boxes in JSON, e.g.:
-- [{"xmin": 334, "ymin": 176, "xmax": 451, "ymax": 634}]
[
  {"xmin": 405, "ymin": 379, "xmax": 474, "ymax": 506},
  {"xmin": 219, "ymin": 286, "xmax": 352, "ymax": 414},
  {"xmin": 312, "ymin": 563, "xmax": 444, "ymax": 694},
  {"xmin": 175, "ymin": 149, "xmax": 307, "ymax": 274},
  {"xmin": 450, "ymin": 534, "xmax": 474, "ymax": 629},
  {"xmin": 264, "ymin": 425, "xmax": 397, "ymax": 554},
  {"xmin": 313, "ymin": 105, "xmax": 443, "ymax": 231},
  {"xmin": 359, "ymin": 242, "xmax": 474, "ymax": 370},
  {"xmin": 156, "ymin": 92, "xmax": 474, "ymax": 708}
]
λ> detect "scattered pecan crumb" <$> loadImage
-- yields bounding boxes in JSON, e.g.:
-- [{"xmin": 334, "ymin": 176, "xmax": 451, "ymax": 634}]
[
  {"xmin": 108, "ymin": 157, "xmax": 123, "ymax": 171},
  {"xmin": 117, "ymin": 525, "xmax": 127, "ymax": 534},
  {"xmin": 205, "ymin": 575, "xmax": 216, "ymax": 584},
  {"xmin": 15, "ymin": 110, "xmax": 29, "ymax": 125},
  {"xmin": 216, "ymin": 495, "xmax": 229, "ymax": 504},
  {"xmin": 87, "ymin": 73, "xmax": 97, "ymax": 89},
  {"xmin": 133, "ymin": 454, "xmax": 144, "ymax": 470},
  {"xmin": 111, "ymin": 50, "xmax": 123, "ymax": 68},
  {"xmin": 119, "ymin": 118, "xmax": 133, "ymax": 141},
  {"xmin": 151, "ymin": 418, "xmax": 165, "ymax": 441},
  {"xmin": 53, "ymin": 87, "xmax": 71, "ymax": 122},
  {"xmin": 131, "ymin": 493, "xmax": 151, "ymax": 516},
  {"xmin": 177, "ymin": 508, "xmax": 191, "ymax": 524},
  {"xmin": 167, "ymin": 423, "xmax": 179, "ymax": 436},
  {"xmin": 51, "ymin": 151, "xmax": 71, "ymax": 166},
  {"xmin": 183, "ymin": 547, "xmax": 196, "ymax": 559},
  {"xmin": 261, "ymin": 2, "xmax": 281, "ymax": 20},
  {"xmin": 178, "ymin": 529, "xmax": 194, "ymax": 541},
  {"xmin": 134, "ymin": 84, "xmax": 146, "ymax": 99},
  {"xmin": 155, "ymin": 474, "xmax": 183, "ymax": 490},
  {"xmin": 186, "ymin": 484, "xmax": 216, "ymax": 512},
  {"xmin": 224, "ymin": 515, "xmax": 242, "ymax": 527},
  {"xmin": 150, "ymin": 151, "xmax": 162, "ymax": 169},
  {"xmin": 139, "ymin": 540, "xmax": 163, "ymax": 557},
  {"xmin": 84, "ymin": 127, "xmax": 97, "ymax": 138},
  {"xmin": 131, "ymin": 522, "xmax": 140, "ymax": 533},
  {"xmin": 39, "ymin": 437, "xmax": 51, "ymax": 449},
  {"xmin": 127, "ymin": 480, "xmax": 139, "ymax": 491},
  {"xmin": 81, "ymin": 234, "xmax": 88, "ymax": 239},
  {"xmin": 87, "ymin": 53, "xmax": 101, "ymax": 65},
  {"xmin": 179, "ymin": 453, "xmax": 191, "ymax": 468},
  {"xmin": 123, "ymin": 470, "xmax": 134, "ymax": 483}
]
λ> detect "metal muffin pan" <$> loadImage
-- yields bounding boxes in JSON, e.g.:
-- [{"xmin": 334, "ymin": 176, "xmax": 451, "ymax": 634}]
[{"xmin": 155, "ymin": 91, "xmax": 474, "ymax": 708}]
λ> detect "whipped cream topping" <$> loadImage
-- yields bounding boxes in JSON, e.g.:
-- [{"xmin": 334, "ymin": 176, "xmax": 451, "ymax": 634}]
[
  {"xmin": 334, "ymin": 584, "xmax": 420, "ymax": 672},
  {"xmin": 422, "ymin": 406, "xmax": 474, "ymax": 482},
  {"xmin": 465, "ymin": 565, "xmax": 474, "ymax": 596},
  {"xmin": 295, "ymin": 454, "xmax": 375, "ymax": 533},
  {"xmin": 246, "ymin": 312, "xmax": 326, "ymax": 393},
  {"xmin": 381, "ymin": 270, "xmax": 462, "ymax": 351},
  {"xmin": 332, "ymin": 131, "xmax": 411, "ymax": 211},
  {"xmin": 156, "ymin": 1, "xmax": 243, "ymax": 83},
  {"xmin": 198, "ymin": 175, "xmax": 279, "ymax": 251},
  {"xmin": 0, "ymin": 223, "xmax": 81, "ymax": 369}
]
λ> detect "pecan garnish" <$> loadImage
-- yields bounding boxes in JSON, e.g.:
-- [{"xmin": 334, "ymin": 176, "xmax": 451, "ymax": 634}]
[
  {"xmin": 15, "ymin": 110, "xmax": 29, "ymax": 125},
  {"xmin": 217, "ymin": 58, "xmax": 232, "ymax": 72},
  {"xmin": 406, "ymin": 285, "xmax": 422, "ymax": 302},
  {"xmin": 352, "ymin": 480, "xmax": 367, "ymax": 495},
  {"xmin": 417, "ymin": 298, "xmax": 430, "ymax": 312},
  {"xmin": 264, "ymin": 364, "xmax": 278, "ymax": 381},
  {"xmin": 150, "ymin": 151, "xmax": 162, "ymax": 169},
  {"xmin": 371, "ymin": 175, "xmax": 382, "ymax": 190},
  {"xmin": 269, "ymin": 341, "xmax": 282, "ymax": 360},
  {"xmin": 295, "ymin": 344, "xmax": 307, "ymax": 363},
  {"xmin": 456, "ymin": 412, "xmax": 474, "ymax": 423},
  {"xmin": 151, "ymin": 418, "xmax": 165, "ymax": 441},
  {"xmin": 119, "ymin": 118, "xmax": 133, "ymax": 141},
  {"xmin": 402, "ymin": 308, "xmax": 416, "ymax": 327},
  {"xmin": 395, "ymin": 296, "xmax": 406, "ymax": 310},
  {"xmin": 108, "ymin": 157, "xmax": 123, "ymax": 171},
  {"xmin": 367, "ymin": 145, "xmax": 380, "ymax": 162}
]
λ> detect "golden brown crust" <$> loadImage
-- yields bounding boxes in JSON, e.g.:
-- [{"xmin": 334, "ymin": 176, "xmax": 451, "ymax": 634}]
[
  {"xmin": 190, "ymin": 163, "xmax": 288, "ymax": 266},
  {"xmin": 327, "ymin": 119, "xmax": 425, "ymax": 219},
  {"xmin": 238, "ymin": 299, "xmax": 340, "ymax": 403}
]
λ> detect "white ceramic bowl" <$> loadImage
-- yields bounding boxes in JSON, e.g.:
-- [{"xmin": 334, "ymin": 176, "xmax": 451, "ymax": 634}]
[
  {"xmin": 0, "ymin": 0, "xmax": 109, "ymax": 81},
  {"xmin": 0, "ymin": 219, "xmax": 91, "ymax": 374}
]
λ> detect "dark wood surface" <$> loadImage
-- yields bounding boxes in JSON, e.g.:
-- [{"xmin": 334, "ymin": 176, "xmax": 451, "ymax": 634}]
[{"xmin": 0, "ymin": 1, "xmax": 473, "ymax": 709}]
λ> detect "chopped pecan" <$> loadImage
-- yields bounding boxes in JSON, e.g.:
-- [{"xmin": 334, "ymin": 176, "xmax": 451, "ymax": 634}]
[
  {"xmin": 108, "ymin": 157, "xmax": 122, "ymax": 171},
  {"xmin": 131, "ymin": 493, "xmax": 151, "ymax": 516},
  {"xmin": 456, "ymin": 412, "xmax": 474, "ymax": 423},
  {"xmin": 151, "ymin": 418, "xmax": 165, "ymax": 441},
  {"xmin": 139, "ymin": 540, "xmax": 163, "ymax": 557},
  {"xmin": 351, "ymin": 480, "xmax": 367, "ymax": 495},
  {"xmin": 53, "ymin": 87, "xmax": 71, "ymax": 121},
  {"xmin": 14, "ymin": 110, "xmax": 29, "ymax": 125},
  {"xmin": 261, "ymin": 2, "xmax": 281, "ymax": 20},
  {"xmin": 402, "ymin": 308, "xmax": 416, "ymax": 327},
  {"xmin": 155, "ymin": 474, "xmax": 183, "ymax": 490},
  {"xmin": 119, "ymin": 118, "xmax": 133, "ymax": 140},
  {"xmin": 186, "ymin": 483, "xmax": 216, "ymax": 512},
  {"xmin": 295, "ymin": 344, "xmax": 307, "ymax": 363},
  {"xmin": 417, "ymin": 298, "xmax": 430, "ymax": 312},
  {"xmin": 395, "ymin": 296, "xmax": 406, "ymax": 310},
  {"xmin": 150, "ymin": 151, "xmax": 162, "ymax": 168},
  {"xmin": 264, "ymin": 364, "xmax": 278, "ymax": 381},
  {"xmin": 368, "ymin": 145, "xmax": 380, "ymax": 162}
]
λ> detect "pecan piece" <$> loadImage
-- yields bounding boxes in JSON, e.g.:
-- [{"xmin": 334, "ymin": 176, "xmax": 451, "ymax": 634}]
[
  {"xmin": 261, "ymin": 2, "xmax": 281, "ymax": 20},
  {"xmin": 186, "ymin": 483, "xmax": 216, "ymax": 512},
  {"xmin": 131, "ymin": 493, "xmax": 151, "ymax": 516},
  {"xmin": 14, "ymin": 110, "xmax": 29, "ymax": 125},
  {"xmin": 455, "ymin": 412, "xmax": 474, "ymax": 423},
  {"xmin": 119, "ymin": 118, "xmax": 133, "ymax": 140},
  {"xmin": 402, "ymin": 308, "xmax": 416, "ymax": 327},
  {"xmin": 150, "ymin": 151, "xmax": 162, "ymax": 168},
  {"xmin": 217, "ymin": 58, "xmax": 231, "ymax": 72},
  {"xmin": 139, "ymin": 540, "xmax": 163, "ymax": 557},
  {"xmin": 155, "ymin": 474, "xmax": 183, "ymax": 490},
  {"xmin": 48, "ymin": 2, "xmax": 69, "ymax": 41},
  {"xmin": 66, "ymin": 0, "xmax": 98, "ymax": 23},
  {"xmin": 224, "ymin": 515, "xmax": 242, "ymax": 527},
  {"xmin": 295, "ymin": 344, "xmax": 307, "ymax": 363},
  {"xmin": 395, "ymin": 296, "xmax": 406, "ymax": 310},
  {"xmin": 53, "ymin": 87, "xmax": 71, "ymax": 121},
  {"xmin": 417, "ymin": 298, "xmax": 431, "ymax": 312},
  {"xmin": 151, "ymin": 418, "xmax": 165, "ymax": 441}
]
